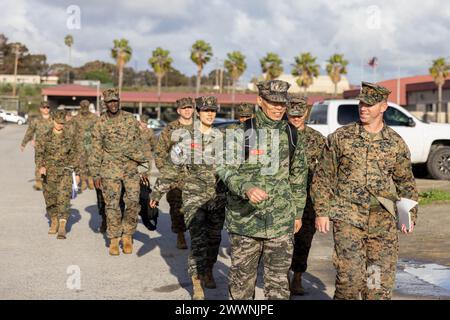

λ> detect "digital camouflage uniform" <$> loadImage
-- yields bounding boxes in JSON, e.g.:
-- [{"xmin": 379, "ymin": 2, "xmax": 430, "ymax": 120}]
[
  {"xmin": 151, "ymin": 96, "xmax": 225, "ymax": 279},
  {"xmin": 287, "ymin": 97, "xmax": 326, "ymax": 274},
  {"xmin": 311, "ymin": 82, "xmax": 419, "ymax": 300},
  {"xmin": 89, "ymin": 89, "xmax": 151, "ymax": 240},
  {"xmin": 73, "ymin": 100, "xmax": 98, "ymax": 188},
  {"xmin": 217, "ymin": 80, "xmax": 308, "ymax": 300},
  {"xmin": 35, "ymin": 110, "xmax": 80, "ymax": 221},
  {"xmin": 139, "ymin": 114, "xmax": 157, "ymax": 153},
  {"xmin": 154, "ymin": 98, "xmax": 195, "ymax": 234},
  {"xmin": 21, "ymin": 101, "xmax": 54, "ymax": 189}
]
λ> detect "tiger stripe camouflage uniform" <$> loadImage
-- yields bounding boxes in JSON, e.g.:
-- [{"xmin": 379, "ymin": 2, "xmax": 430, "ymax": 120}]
[
  {"xmin": 21, "ymin": 102, "xmax": 53, "ymax": 190},
  {"xmin": 151, "ymin": 97, "xmax": 225, "ymax": 283},
  {"xmin": 217, "ymin": 80, "xmax": 308, "ymax": 300},
  {"xmin": 311, "ymin": 82, "xmax": 419, "ymax": 300},
  {"xmin": 35, "ymin": 110, "xmax": 80, "ymax": 222},
  {"xmin": 89, "ymin": 90, "xmax": 150, "ymax": 241}
]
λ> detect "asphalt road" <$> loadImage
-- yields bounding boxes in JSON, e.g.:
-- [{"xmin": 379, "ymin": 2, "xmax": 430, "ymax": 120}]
[{"xmin": 0, "ymin": 124, "xmax": 448, "ymax": 300}]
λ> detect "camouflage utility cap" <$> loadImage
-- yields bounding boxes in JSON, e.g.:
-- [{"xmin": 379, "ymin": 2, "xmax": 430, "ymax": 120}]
[
  {"xmin": 103, "ymin": 88, "xmax": 120, "ymax": 102},
  {"xmin": 53, "ymin": 110, "xmax": 66, "ymax": 124},
  {"xmin": 237, "ymin": 103, "xmax": 255, "ymax": 117},
  {"xmin": 40, "ymin": 101, "xmax": 50, "ymax": 108},
  {"xmin": 140, "ymin": 114, "xmax": 149, "ymax": 123},
  {"xmin": 80, "ymin": 99, "xmax": 90, "ymax": 110},
  {"xmin": 287, "ymin": 95, "xmax": 308, "ymax": 116},
  {"xmin": 356, "ymin": 81, "xmax": 391, "ymax": 106},
  {"xmin": 195, "ymin": 96, "xmax": 218, "ymax": 111},
  {"xmin": 257, "ymin": 80, "xmax": 290, "ymax": 103},
  {"xmin": 176, "ymin": 97, "xmax": 194, "ymax": 109}
]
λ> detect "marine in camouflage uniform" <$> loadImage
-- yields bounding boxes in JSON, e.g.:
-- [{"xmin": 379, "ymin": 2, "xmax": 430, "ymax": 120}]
[
  {"xmin": 217, "ymin": 80, "xmax": 308, "ymax": 300},
  {"xmin": 73, "ymin": 100, "xmax": 98, "ymax": 191},
  {"xmin": 21, "ymin": 101, "xmax": 54, "ymax": 190},
  {"xmin": 89, "ymin": 88, "xmax": 151, "ymax": 256},
  {"xmin": 286, "ymin": 95, "xmax": 326, "ymax": 296},
  {"xmin": 35, "ymin": 110, "xmax": 80, "ymax": 239},
  {"xmin": 151, "ymin": 96, "xmax": 226, "ymax": 300},
  {"xmin": 154, "ymin": 97, "xmax": 195, "ymax": 249},
  {"xmin": 311, "ymin": 82, "xmax": 419, "ymax": 300}
]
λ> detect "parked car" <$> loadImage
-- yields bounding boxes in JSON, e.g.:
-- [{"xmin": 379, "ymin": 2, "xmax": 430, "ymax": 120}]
[
  {"xmin": 308, "ymin": 99, "xmax": 450, "ymax": 180},
  {"xmin": 0, "ymin": 111, "xmax": 27, "ymax": 125}
]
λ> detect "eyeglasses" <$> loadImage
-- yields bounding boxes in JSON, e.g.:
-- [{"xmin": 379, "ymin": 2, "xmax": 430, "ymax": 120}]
[{"xmin": 40, "ymin": 106, "xmax": 50, "ymax": 109}]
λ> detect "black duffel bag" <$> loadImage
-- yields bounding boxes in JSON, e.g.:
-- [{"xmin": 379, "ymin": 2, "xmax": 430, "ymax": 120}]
[{"xmin": 139, "ymin": 184, "xmax": 159, "ymax": 231}]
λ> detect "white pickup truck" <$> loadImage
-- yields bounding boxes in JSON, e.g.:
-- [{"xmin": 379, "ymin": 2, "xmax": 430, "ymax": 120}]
[{"xmin": 308, "ymin": 99, "xmax": 450, "ymax": 180}]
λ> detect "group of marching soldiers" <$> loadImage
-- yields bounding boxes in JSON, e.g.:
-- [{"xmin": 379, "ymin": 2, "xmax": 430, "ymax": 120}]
[{"xmin": 21, "ymin": 80, "xmax": 418, "ymax": 301}]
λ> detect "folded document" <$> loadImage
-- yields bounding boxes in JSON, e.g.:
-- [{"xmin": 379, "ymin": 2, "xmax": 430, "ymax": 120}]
[{"xmin": 396, "ymin": 198, "xmax": 418, "ymax": 231}]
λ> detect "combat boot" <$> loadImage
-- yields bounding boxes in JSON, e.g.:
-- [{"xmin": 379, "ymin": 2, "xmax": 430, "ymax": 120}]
[
  {"xmin": 81, "ymin": 177, "xmax": 88, "ymax": 191},
  {"xmin": 34, "ymin": 180, "xmax": 43, "ymax": 191},
  {"xmin": 122, "ymin": 235, "xmax": 133, "ymax": 254},
  {"xmin": 57, "ymin": 219, "xmax": 67, "ymax": 239},
  {"xmin": 191, "ymin": 275, "xmax": 205, "ymax": 300},
  {"xmin": 176, "ymin": 232, "xmax": 187, "ymax": 249},
  {"xmin": 48, "ymin": 217, "xmax": 58, "ymax": 235},
  {"xmin": 87, "ymin": 176, "xmax": 95, "ymax": 190},
  {"xmin": 290, "ymin": 272, "xmax": 305, "ymax": 296},
  {"xmin": 203, "ymin": 269, "xmax": 217, "ymax": 289},
  {"xmin": 109, "ymin": 238, "xmax": 120, "ymax": 256}
]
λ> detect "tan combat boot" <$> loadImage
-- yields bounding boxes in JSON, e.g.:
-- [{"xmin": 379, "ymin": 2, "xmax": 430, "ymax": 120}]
[
  {"xmin": 176, "ymin": 232, "xmax": 188, "ymax": 250},
  {"xmin": 109, "ymin": 238, "xmax": 120, "ymax": 256},
  {"xmin": 34, "ymin": 180, "xmax": 43, "ymax": 191},
  {"xmin": 48, "ymin": 217, "xmax": 58, "ymax": 234},
  {"xmin": 87, "ymin": 176, "xmax": 95, "ymax": 190},
  {"xmin": 122, "ymin": 235, "xmax": 133, "ymax": 254},
  {"xmin": 290, "ymin": 272, "xmax": 305, "ymax": 296},
  {"xmin": 203, "ymin": 269, "xmax": 217, "ymax": 289},
  {"xmin": 57, "ymin": 219, "xmax": 67, "ymax": 239},
  {"xmin": 81, "ymin": 177, "xmax": 88, "ymax": 191},
  {"xmin": 192, "ymin": 275, "xmax": 205, "ymax": 300}
]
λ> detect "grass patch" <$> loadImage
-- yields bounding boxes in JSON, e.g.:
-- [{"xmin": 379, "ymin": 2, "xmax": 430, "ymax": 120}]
[{"xmin": 419, "ymin": 189, "xmax": 450, "ymax": 205}]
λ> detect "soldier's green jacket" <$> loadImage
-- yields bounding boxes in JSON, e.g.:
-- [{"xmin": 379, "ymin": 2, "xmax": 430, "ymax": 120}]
[
  {"xmin": 21, "ymin": 115, "xmax": 53, "ymax": 147},
  {"xmin": 35, "ymin": 128, "xmax": 80, "ymax": 175},
  {"xmin": 311, "ymin": 122, "xmax": 419, "ymax": 230},
  {"xmin": 154, "ymin": 119, "xmax": 192, "ymax": 170},
  {"xmin": 151, "ymin": 121, "xmax": 224, "ymax": 227},
  {"xmin": 217, "ymin": 108, "xmax": 308, "ymax": 239},
  {"xmin": 89, "ymin": 110, "xmax": 151, "ymax": 180}
]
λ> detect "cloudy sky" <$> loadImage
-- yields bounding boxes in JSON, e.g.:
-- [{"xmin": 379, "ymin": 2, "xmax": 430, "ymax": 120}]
[{"xmin": 1, "ymin": 0, "xmax": 449, "ymax": 85}]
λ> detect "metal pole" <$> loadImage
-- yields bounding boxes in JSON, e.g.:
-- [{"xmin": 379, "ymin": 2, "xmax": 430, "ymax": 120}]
[
  {"xmin": 96, "ymin": 81, "xmax": 100, "ymax": 114},
  {"xmin": 12, "ymin": 44, "xmax": 19, "ymax": 97}
]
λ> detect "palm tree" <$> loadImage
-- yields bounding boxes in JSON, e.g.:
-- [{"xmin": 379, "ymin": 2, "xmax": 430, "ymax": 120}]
[
  {"xmin": 326, "ymin": 54, "xmax": 349, "ymax": 97},
  {"xmin": 224, "ymin": 51, "xmax": 247, "ymax": 118},
  {"xmin": 111, "ymin": 39, "xmax": 132, "ymax": 94},
  {"xmin": 429, "ymin": 57, "xmax": 450, "ymax": 122},
  {"xmin": 149, "ymin": 47, "xmax": 173, "ymax": 119},
  {"xmin": 64, "ymin": 35, "xmax": 73, "ymax": 84},
  {"xmin": 291, "ymin": 52, "xmax": 320, "ymax": 96},
  {"xmin": 190, "ymin": 40, "xmax": 213, "ymax": 96},
  {"xmin": 260, "ymin": 52, "xmax": 283, "ymax": 80}
]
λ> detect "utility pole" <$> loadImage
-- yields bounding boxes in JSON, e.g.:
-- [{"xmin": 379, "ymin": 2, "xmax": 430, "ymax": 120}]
[{"xmin": 12, "ymin": 43, "xmax": 20, "ymax": 97}]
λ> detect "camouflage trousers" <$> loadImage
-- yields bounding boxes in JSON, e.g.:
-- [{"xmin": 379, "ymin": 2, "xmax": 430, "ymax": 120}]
[
  {"xmin": 332, "ymin": 206, "xmax": 398, "ymax": 300},
  {"xmin": 42, "ymin": 172, "xmax": 71, "ymax": 220},
  {"xmin": 166, "ymin": 188, "xmax": 186, "ymax": 233},
  {"xmin": 102, "ymin": 176, "xmax": 140, "ymax": 239},
  {"xmin": 291, "ymin": 208, "xmax": 316, "ymax": 273},
  {"xmin": 228, "ymin": 233, "xmax": 294, "ymax": 300},
  {"xmin": 184, "ymin": 194, "xmax": 225, "ymax": 277}
]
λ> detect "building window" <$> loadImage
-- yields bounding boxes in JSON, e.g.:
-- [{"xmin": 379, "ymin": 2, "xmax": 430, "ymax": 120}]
[{"xmin": 426, "ymin": 104, "xmax": 434, "ymax": 112}]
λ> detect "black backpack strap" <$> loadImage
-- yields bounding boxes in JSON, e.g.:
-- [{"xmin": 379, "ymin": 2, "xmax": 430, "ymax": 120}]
[
  {"xmin": 286, "ymin": 122, "xmax": 298, "ymax": 170},
  {"xmin": 244, "ymin": 117, "xmax": 256, "ymax": 161}
]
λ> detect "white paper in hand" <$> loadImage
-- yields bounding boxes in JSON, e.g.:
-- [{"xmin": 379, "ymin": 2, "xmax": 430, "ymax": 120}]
[{"xmin": 396, "ymin": 198, "xmax": 418, "ymax": 231}]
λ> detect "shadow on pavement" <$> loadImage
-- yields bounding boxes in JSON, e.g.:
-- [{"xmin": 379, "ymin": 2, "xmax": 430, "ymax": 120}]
[
  {"xmin": 291, "ymin": 272, "xmax": 332, "ymax": 300},
  {"xmin": 149, "ymin": 210, "xmax": 231, "ymax": 300}
]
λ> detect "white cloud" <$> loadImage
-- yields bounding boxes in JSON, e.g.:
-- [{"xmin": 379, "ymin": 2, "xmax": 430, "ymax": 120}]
[{"xmin": 0, "ymin": 0, "xmax": 449, "ymax": 84}]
